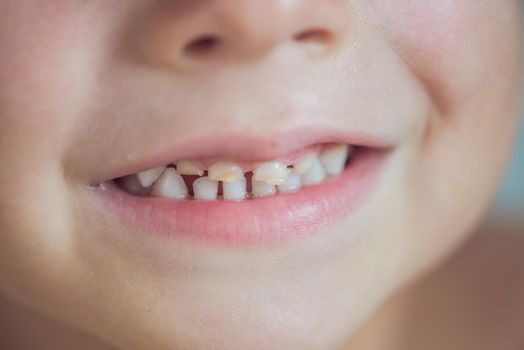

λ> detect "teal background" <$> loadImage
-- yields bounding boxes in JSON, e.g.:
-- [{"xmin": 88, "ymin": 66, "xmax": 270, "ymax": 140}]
[{"xmin": 494, "ymin": 112, "xmax": 523, "ymax": 215}]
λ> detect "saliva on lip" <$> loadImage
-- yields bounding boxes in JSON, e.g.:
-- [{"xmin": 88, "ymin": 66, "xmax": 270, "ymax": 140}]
[{"xmin": 117, "ymin": 143, "xmax": 352, "ymax": 200}]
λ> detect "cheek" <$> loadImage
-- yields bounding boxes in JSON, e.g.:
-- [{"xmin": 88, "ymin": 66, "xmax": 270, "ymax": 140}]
[
  {"xmin": 0, "ymin": 2, "xmax": 108, "ymax": 167},
  {"xmin": 372, "ymin": 0, "xmax": 521, "ymax": 112}
]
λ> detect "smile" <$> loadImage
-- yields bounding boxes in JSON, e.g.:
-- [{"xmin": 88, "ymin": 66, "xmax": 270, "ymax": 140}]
[{"xmin": 91, "ymin": 131, "xmax": 391, "ymax": 246}]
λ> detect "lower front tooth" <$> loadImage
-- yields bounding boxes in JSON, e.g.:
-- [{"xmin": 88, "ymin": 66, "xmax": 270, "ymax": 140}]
[
  {"xmin": 301, "ymin": 156, "xmax": 326, "ymax": 185},
  {"xmin": 223, "ymin": 177, "xmax": 247, "ymax": 200},
  {"xmin": 320, "ymin": 144, "xmax": 351, "ymax": 176},
  {"xmin": 151, "ymin": 168, "xmax": 188, "ymax": 199},
  {"xmin": 278, "ymin": 171, "xmax": 302, "ymax": 193},
  {"xmin": 193, "ymin": 177, "xmax": 219, "ymax": 200},
  {"xmin": 252, "ymin": 180, "xmax": 276, "ymax": 198}
]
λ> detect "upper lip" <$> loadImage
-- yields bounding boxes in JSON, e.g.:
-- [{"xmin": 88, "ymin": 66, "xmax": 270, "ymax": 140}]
[{"xmin": 90, "ymin": 125, "xmax": 397, "ymax": 184}]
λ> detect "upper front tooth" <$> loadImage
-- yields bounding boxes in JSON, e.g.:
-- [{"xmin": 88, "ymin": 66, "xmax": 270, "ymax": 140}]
[
  {"xmin": 176, "ymin": 160, "xmax": 205, "ymax": 176},
  {"xmin": 151, "ymin": 168, "xmax": 188, "ymax": 199},
  {"xmin": 137, "ymin": 166, "xmax": 166, "ymax": 187},
  {"xmin": 300, "ymin": 155, "xmax": 326, "ymax": 185},
  {"xmin": 319, "ymin": 144, "xmax": 351, "ymax": 176},
  {"xmin": 223, "ymin": 176, "xmax": 247, "ymax": 200},
  {"xmin": 253, "ymin": 161, "xmax": 289, "ymax": 185},
  {"xmin": 208, "ymin": 162, "xmax": 244, "ymax": 183},
  {"xmin": 193, "ymin": 177, "xmax": 219, "ymax": 200},
  {"xmin": 293, "ymin": 153, "xmax": 317, "ymax": 175}
]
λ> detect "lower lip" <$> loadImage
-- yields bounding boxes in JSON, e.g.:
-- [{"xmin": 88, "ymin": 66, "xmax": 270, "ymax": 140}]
[{"xmin": 92, "ymin": 149, "xmax": 386, "ymax": 246}]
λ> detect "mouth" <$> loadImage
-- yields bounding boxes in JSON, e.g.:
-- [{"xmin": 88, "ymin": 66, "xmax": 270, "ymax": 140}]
[{"xmin": 91, "ymin": 131, "xmax": 391, "ymax": 246}]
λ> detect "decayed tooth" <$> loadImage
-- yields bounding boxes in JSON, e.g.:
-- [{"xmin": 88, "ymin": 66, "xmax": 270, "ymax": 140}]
[
  {"xmin": 137, "ymin": 166, "xmax": 166, "ymax": 187},
  {"xmin": 252, "ymin": 180, "xmax": 276, "ymax": 198},
  {"xmin": 151, "ymin": 168, "xmax": 188, "ymax": 199},
  {"xmin": 176, "ymin": 160, "xmax": 204, "ymax": 176},
  {"xmin": 223, "ymin": 176, "xmax": 247, "ymax": 200},
  {"xmin": 193, "ymin": 177, "xmax": 219, "ymax": 200},
  {"xmin": 253, "ymin": 161, "xmax": 289, "ymax": 185},
  {"xmin": 320, "ymin": 144, "xmax": 351, "ymax": 176},
  {"xmin": 208, "ymin": 162, "xmax": 244, "ymax": 183},
  {"xmin": 301, "ymin": 155, "xmax": 326, "ymax": 186},
  {"xmin": 293, "ymin": 153, "xmax": 317, "ymax": 175},
  {"xmin": 278, "ymin": 170, "xmax": 302, "ymax": 193}
]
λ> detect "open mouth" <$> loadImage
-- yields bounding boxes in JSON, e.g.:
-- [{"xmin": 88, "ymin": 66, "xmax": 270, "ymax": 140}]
[
  {"xmin": 92, "ymin": 135, "xmax": 390, "ymax": 246},
  {"xmin": 115, "ymin": 143, "xmax": 353, "ymax": 200}
]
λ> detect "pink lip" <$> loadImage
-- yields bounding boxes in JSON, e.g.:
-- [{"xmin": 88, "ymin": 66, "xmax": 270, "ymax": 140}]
[
  {"xmin": 92, "ymin": 148, "xmax": 387, "ymax": 246},
  {"xmin": 91, "ymin": 127, "xmax": 396, "ymax": 183}
]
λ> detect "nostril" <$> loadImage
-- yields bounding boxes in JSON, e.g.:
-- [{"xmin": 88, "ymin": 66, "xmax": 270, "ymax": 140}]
[
  {"xmin": 184, "ymin": 34, "xmax": 222, "ymax": 57},
  {"xmin": 294, "ymin": 28, "xmax": 333, "ymax": 45}
]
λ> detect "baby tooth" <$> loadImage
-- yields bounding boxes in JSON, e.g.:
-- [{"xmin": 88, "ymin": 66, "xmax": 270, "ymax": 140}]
[
  {"xmin": 137, "ymin": 166, "xmax": 166, "ymax": 187},
  {"xmin": 252, "ymin": 180, "xmax": 276, "ymax": 198},
  {"xmin": 253, "ymin": 161, "xmax": 289, "ymax": 185},
  {"xmin": 120, "ymin": 175, "xmax": 150, "ymax": 196},
  {"xmin": 193, "ymin": 177, "xmax": 219, "ymax": 200},
  {"xmin": 320, "ymin": 144, "xmax": 351, "ymax": 176},
  {"xmin": 293, "ymin": 153, "xmax": 317, "ymax": 175},
  {"xmin": 177, "ymin": 160, "xmax": 204, "ymax": 176},
  {"xmin": 223, "ymin": 176, "xmax": 247, "ymax": 200},
  {"xmin": 301, "ymin": 155, "xmax": 326, "ymax": 186},
  {"xmin": 278, "ymin": 170, "xmax": 302, "ymax": 193},
  {"xmin": 208, "ymin": 162, "xmax": 244, "ymax": 183},
  {"xmin": 151, "ymin": 168, "xmax": 188, "ymax": 199}
]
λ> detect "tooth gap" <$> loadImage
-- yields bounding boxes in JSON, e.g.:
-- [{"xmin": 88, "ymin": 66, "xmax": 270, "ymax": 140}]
[{"xmin": 115, "ymin": 143, "xmax": 358, "ymax": 200}]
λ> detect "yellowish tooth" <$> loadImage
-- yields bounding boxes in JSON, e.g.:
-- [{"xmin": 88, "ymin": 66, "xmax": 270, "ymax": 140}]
[
  {"xmin": 208, "ymin": 162, "xmax": 244, "ymax": 183},
  {"xmin": 137, "ymin": 166, "xmax": 166, "ymax": 187},
  {"xmin": 177, "ymin": 160, "xmax": 204, "ymax": 176},
  {"xmin": 253, "ymin": 161, "xmax": 289, "ymax": 185},
  {"xmin": 293, "ymin": 153, "xmax": 317, "ymax": 175}
]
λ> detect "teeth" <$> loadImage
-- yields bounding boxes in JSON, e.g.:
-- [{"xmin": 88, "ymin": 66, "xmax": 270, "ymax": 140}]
[
  {"xmin": 293, "ymin": 153, "xmax": 317, "ymax": 175},
  {"xmin": 252, "ymin": 180, "xmax": 276, "ymax": 198},
  {"xmin": 208, "ymin": 162, "xmax": 244, "ymax": 183},
  {"xmin": 137, "ymin": 166, "xmax": 166, "ymax": 187},
  {"xmin": 151, "ymin": 168, "xmax": 188, "ymax": 199},
  {"xmin": 176, "ymin": 160, "xmax": 204, "ymax": 176},
  {"xmin": 223, "ymin": 176, "xmax": 247, "ymax": 200},
  {"xmin": 253, "ymin": 161, "xmax": 289, "ymax": 185},
  {"xmin": 320, "ymin": 144, "xmax": 351, "ymax": 176},
  {"xmin": 123, "ymin": 144, "xmax": 352, "ymax": 200},
  {"xmin": 277, "ymin": 170, "xmax": 302, "ymax": 193},
  {"xmin": 193, "ymin": 177, "xmax": 219, "ymax": 200},
  {"xmin": 120, "ymin": 175, "xmax": 150, "ymax": 196},
  {"xmin": 300, "ymin": 155, "xmax": 326, "ymax": 186}
]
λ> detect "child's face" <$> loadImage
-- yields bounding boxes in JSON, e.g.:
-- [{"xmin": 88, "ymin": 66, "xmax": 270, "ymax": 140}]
[{"xmin": 0, "ymin": 1, "xmax": 521, "ymax": 349}]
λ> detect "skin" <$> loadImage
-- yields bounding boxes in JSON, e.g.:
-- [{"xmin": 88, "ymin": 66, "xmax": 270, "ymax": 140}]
[{"xmin": 0, "ymin": 1, "xmax": 522, "ymax": 349}]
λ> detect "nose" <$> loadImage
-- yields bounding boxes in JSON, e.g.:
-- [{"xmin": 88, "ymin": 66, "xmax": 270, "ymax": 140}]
[{"xmin": 138, "ymin": 0, "xmax": 351, "ymax": 71}]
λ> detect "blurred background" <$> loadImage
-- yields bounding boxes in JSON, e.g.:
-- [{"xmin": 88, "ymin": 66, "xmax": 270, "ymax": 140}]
[
  {"xmin": 488, "ymin": 3, "xmax": 523, "ymax": 227},
  {"xmin": 491, "ymin": 107, "xmax": 523, "ymax": 223}
]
